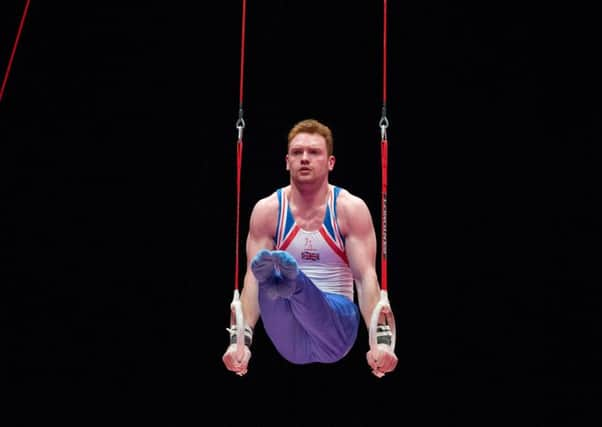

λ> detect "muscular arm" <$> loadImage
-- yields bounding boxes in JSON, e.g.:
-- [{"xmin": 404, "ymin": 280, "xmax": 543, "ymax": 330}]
[
  {"xmin": 338, "ymin": 192, "xmax": 381, "ymax": 328},
  {"xmin": 222, "ymin": 194, "xmax": 277, "ymax": 375},
  {"xmin": 339, "ymin": 191, "xmax": 397, "ymax": 377},
  {"xmin": 239, "ymin": 195, "xmax": 278, "ymax": 329}
]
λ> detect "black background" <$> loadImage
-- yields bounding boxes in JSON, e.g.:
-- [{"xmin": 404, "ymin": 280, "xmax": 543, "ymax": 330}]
[{"xmin": 2, "ymin": 1, "xmax": 600, "ymax": 425}]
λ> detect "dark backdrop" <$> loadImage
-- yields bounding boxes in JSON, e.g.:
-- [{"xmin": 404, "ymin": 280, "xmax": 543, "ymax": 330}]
[{"xmin": 2, "ymin": 1, "xmax": 600, "ymax": 426}]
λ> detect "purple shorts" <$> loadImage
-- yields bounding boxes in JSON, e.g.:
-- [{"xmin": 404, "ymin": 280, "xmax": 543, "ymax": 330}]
[{"xmin": 258, "ymin": 269, "xmax": 360, "ymax": 364}]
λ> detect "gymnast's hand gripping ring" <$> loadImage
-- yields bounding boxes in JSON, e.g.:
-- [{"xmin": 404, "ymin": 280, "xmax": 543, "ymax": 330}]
[{"xmin": 368, "ymin": 289, "xmax": 397, "ymax": 377}]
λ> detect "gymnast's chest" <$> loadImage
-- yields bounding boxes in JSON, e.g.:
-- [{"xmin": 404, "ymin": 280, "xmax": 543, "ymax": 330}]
[{"xmin": 290, "ymin": 206, "xmax": 326, "ymax": 231}]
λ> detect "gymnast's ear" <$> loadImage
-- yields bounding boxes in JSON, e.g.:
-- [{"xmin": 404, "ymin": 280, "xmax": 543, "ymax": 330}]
[{"xmin": 328, "ymin": 155, "xmax": 335, "ymax": 171}]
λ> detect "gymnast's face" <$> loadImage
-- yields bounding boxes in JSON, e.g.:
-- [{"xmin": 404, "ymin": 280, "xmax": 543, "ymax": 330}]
[{"xmin": 286, "ymin": 132, "xmax": 335, "ymax": 183}]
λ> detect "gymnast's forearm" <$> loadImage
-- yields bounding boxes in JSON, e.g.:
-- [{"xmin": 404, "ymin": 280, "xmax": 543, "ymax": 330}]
[
  {"xmin": 355, "ymin": 274, "xmax": 382, "ymax": 329},
  {"xmin": 240, "ymin": 272, "xmax": 260, "ymax": 329}
]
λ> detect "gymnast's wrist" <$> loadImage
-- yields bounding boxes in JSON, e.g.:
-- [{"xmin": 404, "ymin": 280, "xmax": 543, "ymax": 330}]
[
  {"xmin": 228, "ymin": 325, "xmax": 253, "ymax": 347},
  {"xmin": 376, "ymin": 324, "xmax": 392, "ymax": 346}
]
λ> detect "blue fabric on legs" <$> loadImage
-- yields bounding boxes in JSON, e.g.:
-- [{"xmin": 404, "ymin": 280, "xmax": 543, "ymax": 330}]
[
  {"xmin": 257, "ymin": 256, "xmax": 360, "ymax": 364},
  {"xmin": 251, "ymin": 249, "xmax": 274, "ymax": 283},
  {"xmin": 271, "ymin": 250, "xmax": 299, "ymax": 280},
  {"xmin": 252, "ymin": 249, "xmax": 296, "ymax": 299}
]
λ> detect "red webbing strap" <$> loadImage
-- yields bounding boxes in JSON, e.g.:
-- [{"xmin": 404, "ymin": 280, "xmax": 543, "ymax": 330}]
[
  {"xmin": 234, "ymin": 0, "xmax": 247, "ymax": 291},
  {"xmin": 382, "ymin": 0, "xmax": 388, "ymax": 106},
  {"xmin": 0, "ymin": 0, "xmax": 31, "ymax": 103},
  {"xmin": 380, "ymin": 0, "xmax": 389, "ymax": 292},
  {"xmin": 235, "ymin": 133, "xmax": 243, "ymax": 291},
  {"xmin": 381, "ymin": 137, "xmax": 388, "ymax": 292},
  {"xmin": 238, "ymin": 0, "xmax": 247, "ymax": 109}
]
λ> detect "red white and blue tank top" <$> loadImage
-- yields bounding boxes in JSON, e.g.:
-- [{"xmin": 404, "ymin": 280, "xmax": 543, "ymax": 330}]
[{"xmin": 274, "ymin": 185, "xmax": 354, "ymax": 300}]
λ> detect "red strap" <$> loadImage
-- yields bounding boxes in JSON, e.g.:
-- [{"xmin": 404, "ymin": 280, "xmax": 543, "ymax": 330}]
[
  {"xmin": 381, "ymin": 138, "xmax": 388, "ymax": 291},
  {"xmin": 239, "ymin": 0, "xmax": 247, "ymax": 107},
  {"xmin": 380, "ymin": 0, "xmax": 389, "ymax": 292},
  {"xmin": 234, "ymin": 0, "xmax": 247, "ymax": 291},
  {"xmin": 0, "ymin": 0, "xmax": 31, "ymax": 103},
  {"xmin": 235, "ymin": 139, "xmax": 243, "ymax": 290},
  {"xmin": 382, "ymin": 0, "xmax": 388, "ymax": 106}
]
